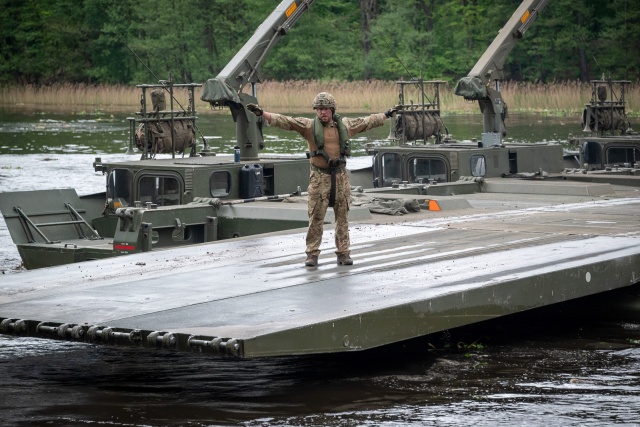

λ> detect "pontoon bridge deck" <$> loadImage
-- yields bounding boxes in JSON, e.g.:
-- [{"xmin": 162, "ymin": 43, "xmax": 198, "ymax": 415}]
[{"xmin": 1, "ymin": 177, "xmax": 639, "ymax": 358}]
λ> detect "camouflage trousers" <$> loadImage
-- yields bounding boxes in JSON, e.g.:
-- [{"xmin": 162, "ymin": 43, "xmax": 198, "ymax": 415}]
[{"xmin": 306, "ymin": 168, "xmax": 351, "ymax": 257}]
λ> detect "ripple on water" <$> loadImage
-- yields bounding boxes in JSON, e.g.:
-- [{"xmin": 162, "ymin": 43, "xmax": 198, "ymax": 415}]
[{"xmin": 0, "ymin": 336, "xmax": 90, "ymax": 360}]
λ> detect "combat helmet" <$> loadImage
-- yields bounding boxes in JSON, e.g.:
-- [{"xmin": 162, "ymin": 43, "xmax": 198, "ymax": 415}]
[{"xmin": 312, "ymin": 92, "xmax": 336, "ymax": 111}]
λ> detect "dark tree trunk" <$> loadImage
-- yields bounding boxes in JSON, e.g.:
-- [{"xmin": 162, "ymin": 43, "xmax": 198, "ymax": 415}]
[
  {"xmin": 577, "ymin": 14, "xmax": 589, "ymax": 81},
  {"xmin": 360, "ymin": 0, "xmax": 377, "ymax": 55},
  {"xmin": 416, "ymin": 0, "xmax": 435, "ymax": 32},
  {"xmin": 360, "ymin": 0, "xmax": 377, "ymax": 79}
]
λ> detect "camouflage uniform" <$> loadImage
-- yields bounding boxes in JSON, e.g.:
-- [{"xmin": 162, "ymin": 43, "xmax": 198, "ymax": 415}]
[{"xmin": 266, "ymin": 112, "xmax": 386, "ymax": 257}]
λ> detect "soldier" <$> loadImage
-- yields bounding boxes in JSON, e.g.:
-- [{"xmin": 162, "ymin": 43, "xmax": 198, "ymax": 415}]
[{"xmin": 247, "ymin": 92, "xmax": 401, "ymax": 267}]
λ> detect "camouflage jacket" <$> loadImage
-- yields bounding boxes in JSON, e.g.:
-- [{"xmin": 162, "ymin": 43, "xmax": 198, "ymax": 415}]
[{"xmin": 266, "ymin": 113, "xmax": 386, "ymax": 169}]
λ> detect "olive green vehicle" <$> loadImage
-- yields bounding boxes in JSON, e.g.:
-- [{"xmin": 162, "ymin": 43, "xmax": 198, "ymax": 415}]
[
  {"xmin": 360, "ymin": 0, "xmax": 638, "ymax": 192},
  {"xmin": 566, "ymin": 77, "xmax": 639, "ymax": 173},
  {"xmin": 0, "ymin": 156, "xmax": 313, "ymax": 269},
  {"xmin": 1, "ymin": 0, "xmax": 321, "ymax": 270}
]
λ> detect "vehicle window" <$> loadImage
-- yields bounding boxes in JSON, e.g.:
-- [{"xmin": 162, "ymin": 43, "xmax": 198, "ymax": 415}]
[
  {"xmin": 138, "ymin": 176, "xmax": 181, "ymax": 206},
  {"xmin": 210, "ymin": 171, "xmax": 231, "ymax": 197},
  {"xmin": 381, "ymin": 153, "xmax": 401, "ymax": 186},
  {"xmin": 583, "ymin": 141, "xmax": 602, "ymax": 165},
  {"xmin": 471, "ymin": 155, "xmax": 486, "ymax": 176},
  {"xmin": 107, "ymin": 168, "xmax": 133, "ymax": 207},
  {"xmin": 409, "ymin": 157, "xmax": 448, "ymax": 183},
  {"xmin": 606, "ymin": 146, "xmax": 639, "ymax": 167}
]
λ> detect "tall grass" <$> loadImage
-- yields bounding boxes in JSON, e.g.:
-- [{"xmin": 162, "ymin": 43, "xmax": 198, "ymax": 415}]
[
  {"xmin": 0, "ymin": 83, "xmax": 139, "ymax": 112},
  {"xmin": 1, "ymin": 80, "xmax": 638, "ymax": 116}
]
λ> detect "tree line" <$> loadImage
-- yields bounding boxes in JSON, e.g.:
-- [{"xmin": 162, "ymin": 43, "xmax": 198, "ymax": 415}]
[{"xmin": 1, "ymin": 0, "xmax": 638, "ymax": 86}]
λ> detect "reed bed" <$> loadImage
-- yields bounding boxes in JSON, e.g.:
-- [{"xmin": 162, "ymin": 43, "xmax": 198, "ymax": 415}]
[
  {"xmin": 1, "ymin": 83, "xmax": 139, "ymax": 112},
  {"xmin": 1, "ymin": 80, "xmax": 638, "ymax": 116}
]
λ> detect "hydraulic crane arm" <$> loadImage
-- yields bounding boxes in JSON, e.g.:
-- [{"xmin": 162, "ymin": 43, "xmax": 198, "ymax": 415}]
[
  {"xmin": 215, "ymin": 0, "xmax": 315, "ymax": 94},
  {"xmin": 454, "ymin": 0, "xmax": 549, "ymax": 141},
  {"xmin": 467, "ymin": 0, "xmax": 548, "ymax": 86},
  {"xmin": 201, "ymin": 0, "xmax": 316, "ymax": 160}
]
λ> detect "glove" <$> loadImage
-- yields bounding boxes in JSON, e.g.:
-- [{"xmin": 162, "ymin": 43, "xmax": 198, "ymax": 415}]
[
  {"xmin": 384, "ymin": 104, "xmax": 403, "ymax": 118},
  {"xmin": 246, "ymin": 103, "xmax": 263, "ymax": 116}
]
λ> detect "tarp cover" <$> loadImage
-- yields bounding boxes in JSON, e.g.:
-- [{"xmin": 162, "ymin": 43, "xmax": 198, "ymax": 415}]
[
  {"xmin": 392, "ymin": 111, "xmax": 444, "ymax": 141},
  {"xmin": 200, "ymin": 79, "xmax": 242, "ymax": 105},
  {"xmin": 135, "ymin": 121, "xmax": 195, "ymax": 154},
  {"xmin": 454, "ymin": 76, "xmax": 487, "ymax": 100},
  {"xmin": 284, "ymin": 193, "xmax": 420, "ymax": 216},
  {"xmin": 351, "ymin": 193, "xmax": 421, "ymax": 215}
]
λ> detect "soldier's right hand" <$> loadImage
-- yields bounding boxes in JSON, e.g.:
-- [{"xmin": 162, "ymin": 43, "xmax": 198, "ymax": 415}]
[{"xmin": 247, "ymin": 103, "xmax": 263, "ymax": 116}]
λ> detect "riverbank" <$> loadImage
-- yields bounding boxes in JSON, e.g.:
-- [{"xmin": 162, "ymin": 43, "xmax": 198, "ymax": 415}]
[{"xmin": 1, "ymin": 80, "xmax": 638, "ymax": 117}]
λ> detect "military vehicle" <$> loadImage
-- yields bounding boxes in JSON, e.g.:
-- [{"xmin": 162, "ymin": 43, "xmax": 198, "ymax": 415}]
[
  {"xmin": 0, "ymin": 1, "xmax": 318, "ymax": 269},
  {"xmin": 359, "ymin": 0, "xmax": 638, "ymax": 191},
  {"xmin": 566, "ymin": 77, "xmax": 638, "ymax": 172},
  {"xmin": 354, "ymin": 0, "xmax": 565, "ymax": 189}
]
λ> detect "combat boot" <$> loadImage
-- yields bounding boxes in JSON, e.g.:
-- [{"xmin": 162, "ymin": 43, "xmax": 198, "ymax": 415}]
[
  {"xmin": 305, "ymin": 254, "xmax": 318, "ymax": 267},
  {"xmin": 337, "ymin": 253, "xmax": 353, "ymax": 265}
]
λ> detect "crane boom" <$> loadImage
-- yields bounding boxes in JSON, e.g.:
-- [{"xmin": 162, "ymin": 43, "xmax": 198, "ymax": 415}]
[
  {"xmin": 454, "ymin": 0, "xmax": 549, "ymax": 143},
  {"xmin": 216, "ymin": 0, "xmax": 315, "ymax": 94},
  {"xmin": 201, "ymin": 0, "xmax": 316, "ymax": 160}
]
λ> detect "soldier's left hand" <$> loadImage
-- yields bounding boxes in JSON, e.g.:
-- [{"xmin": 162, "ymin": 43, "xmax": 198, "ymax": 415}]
[{"xmin": 385, "ymin": 104, "xmax": 403, "ymax": 118}]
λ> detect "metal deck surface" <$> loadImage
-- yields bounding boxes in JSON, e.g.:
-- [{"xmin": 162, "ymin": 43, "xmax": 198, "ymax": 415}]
[{"xmin": 1, "ymin": 182, "xmax": 640, "ymax": 358}]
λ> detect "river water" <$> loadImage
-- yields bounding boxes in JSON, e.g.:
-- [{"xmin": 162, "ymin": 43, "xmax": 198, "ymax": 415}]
[{"xmin": 0, "ymin": 110, "xmax": 639, "ymax": 426}]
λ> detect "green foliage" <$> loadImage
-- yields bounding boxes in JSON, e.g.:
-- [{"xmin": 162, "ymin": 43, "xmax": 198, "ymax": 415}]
[
  {"xmin": 1, "ymin": 0, "xmax": 638, "ymax": 85},
  {"xmin": 84, "ymin": 0, "xmax": 135, "ymax": 83},
  {"xmin": 263, "ymin": 0, "xmax": 364, "ymax": 80},
  {"xmin": 597, "ymin": 0, "xmax": 640, "ymax": 81},
  {"xmin": 1, "ymin": 0, "xmax": 90, "ymax": 84}
]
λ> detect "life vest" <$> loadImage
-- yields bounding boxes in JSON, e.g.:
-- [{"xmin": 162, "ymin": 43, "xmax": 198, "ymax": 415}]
[{"xmin": 310, "ymin": 114, "xmax": 350, "ymax": 162}]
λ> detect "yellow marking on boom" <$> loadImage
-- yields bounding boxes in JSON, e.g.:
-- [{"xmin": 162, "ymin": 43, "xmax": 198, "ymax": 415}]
[{"xmin": 286, "ymin": 2, "xmax": 297, "ymax": 17}]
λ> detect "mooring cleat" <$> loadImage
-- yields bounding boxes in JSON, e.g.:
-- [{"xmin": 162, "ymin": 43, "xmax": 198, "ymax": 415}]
[
  {"xmin": 337, "ymin": 254, "xmax": 353, "ymax": 265},
  {"xmin": 305, "ymin": 255, "xmax": 318, "ymax": 267}
]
